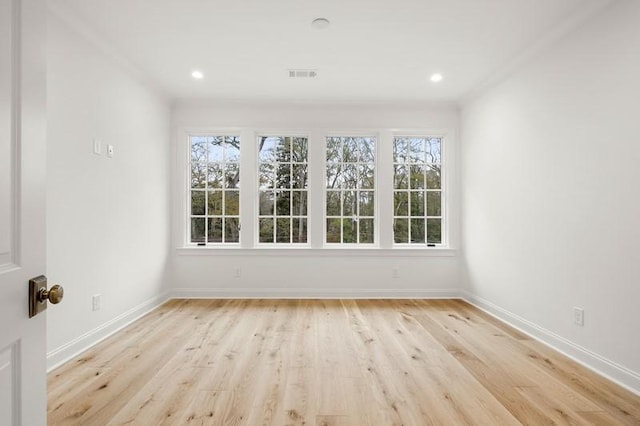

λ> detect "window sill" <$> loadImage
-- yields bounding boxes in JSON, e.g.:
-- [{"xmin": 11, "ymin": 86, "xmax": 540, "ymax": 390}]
[{"xmin": 175, "ymin": 246, "xmax": 457, "ymax": 257}]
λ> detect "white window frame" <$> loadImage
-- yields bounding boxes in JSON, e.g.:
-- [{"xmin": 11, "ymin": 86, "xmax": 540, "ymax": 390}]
[
  {"xmin": 323, "ymin": 133, "xmax": 379, "ymax": 247},
  {"xmin": 176, "ymin": 127, "xmax": 456, "ymax": 255},
  {"xmin": 256, "ymin": 133, "xmax": 311, "ymax": 246},
  {"xmin": 183, "ymin": 130, "xmax": 243, "ymax": 247},
  {"xmin": 391, "ymin": 135, "xmax": 446, "ymax": 246}
]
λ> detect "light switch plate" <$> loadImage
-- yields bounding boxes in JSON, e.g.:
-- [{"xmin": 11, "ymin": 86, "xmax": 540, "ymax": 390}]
[
  {"xmin": 93, "ymin": 139, "xmax": 102, "ymax": 155},
  {"xmin": 573, "ymin": 307, "xmax": 584, "ymax": 326},
  {"xmin": 107, "ymin": 144, "xmax": 114, "ymax": 158},
  {"xmin": 92, "ymin": 294, "xmax": 101, "ymax": 311}
]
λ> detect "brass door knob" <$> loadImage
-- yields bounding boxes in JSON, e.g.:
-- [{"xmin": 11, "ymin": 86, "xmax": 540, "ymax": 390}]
[{"xmin": 38, "ymin": 284, "xmax": 64, "ymax": 304}]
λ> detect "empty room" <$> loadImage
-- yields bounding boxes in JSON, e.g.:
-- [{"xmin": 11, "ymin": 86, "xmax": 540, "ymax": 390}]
[{"xmin": 1, "ymin": 0, "xmax": 640, "ymax": 424}]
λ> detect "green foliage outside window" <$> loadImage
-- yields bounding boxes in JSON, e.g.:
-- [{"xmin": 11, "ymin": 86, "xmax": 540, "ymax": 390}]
[
  {"xmin": 258, "ymin": 136, "xmax": 308, "ymax": 243},
  {"xmin": 393, "ymin": 137, "xmax": 443, "ymax": 244},
  {"xmin": 190, "ymin": 135, "xmax": 240, "ymax": 244}
]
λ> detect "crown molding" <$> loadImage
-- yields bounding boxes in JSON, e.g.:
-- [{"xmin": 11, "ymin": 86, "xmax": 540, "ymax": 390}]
[
  {"xmin": 459, "ymin": 0, "xmax": 615, "ymax": 108},
  {"xmin": 47, "ymin": 0, "xmax": 171, "ymax": 103}
]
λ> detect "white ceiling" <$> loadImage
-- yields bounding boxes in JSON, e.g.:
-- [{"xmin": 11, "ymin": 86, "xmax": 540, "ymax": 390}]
[{"xmin": 51, "ymin": 0, "xmax": 607, "ymax": 103}]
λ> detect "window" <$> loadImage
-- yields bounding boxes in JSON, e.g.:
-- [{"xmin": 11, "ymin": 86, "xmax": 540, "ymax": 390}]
[
  {"xmin": 184, "ymin": 130, "xmax": 450, "ymax": 251},
  {"xmin": 325, "ymin": 136, "xmax": 376, "ymax": 244},
  {"xmin": 258, "ymin": 136, "xmax": 309, "ymax": 244},
  {"xmin": 393, "ymin": 137, "xmax": 443, "ymax": 245},
  {"xmin": 189, "ymin": 135, "xmax": 240, "ymax": 244}
]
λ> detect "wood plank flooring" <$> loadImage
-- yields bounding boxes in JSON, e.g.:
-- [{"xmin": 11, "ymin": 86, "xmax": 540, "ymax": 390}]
[{"xmin": 48, "ymin": 299, "xmax": 640, "ymax": 425}]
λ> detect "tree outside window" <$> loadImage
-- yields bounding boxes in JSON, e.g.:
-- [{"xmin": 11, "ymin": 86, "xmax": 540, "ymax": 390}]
[
  {"xmin": 190, "ymin": 135, "xmax": 240, "ymax": 244},
  {"xmin": 258, "ymin": 136, "xmax": 308, "ymax": 244}
]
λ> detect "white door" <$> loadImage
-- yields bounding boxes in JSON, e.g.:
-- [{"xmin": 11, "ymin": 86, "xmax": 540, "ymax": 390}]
[{"xmin": 0, "ymin": 0, "xmax": 48, "ymax": 424}]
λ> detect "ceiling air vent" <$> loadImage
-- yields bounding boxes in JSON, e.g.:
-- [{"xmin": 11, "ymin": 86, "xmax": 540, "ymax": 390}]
[{"xmin": 288, "ymin": 69, "xmax": 318, "ymax": 78}]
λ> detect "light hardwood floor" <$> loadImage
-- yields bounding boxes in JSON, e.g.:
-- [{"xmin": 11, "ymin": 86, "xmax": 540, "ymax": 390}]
[{"xmin": 48, "ymin": 299, "xmax": 640, "ymax": 425}]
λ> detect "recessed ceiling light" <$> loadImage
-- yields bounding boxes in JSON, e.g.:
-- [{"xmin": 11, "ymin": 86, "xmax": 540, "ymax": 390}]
[
  {"xmin": 312, "ymin": 18, "xmax": 330, "ymax": 29},
  {"xmin": 430, "ymin": 73, "xmax": 443, "ymax": 83},
  {"xmin": 192, "ymin": 70, "xmax": 204, "ymax": 80}
]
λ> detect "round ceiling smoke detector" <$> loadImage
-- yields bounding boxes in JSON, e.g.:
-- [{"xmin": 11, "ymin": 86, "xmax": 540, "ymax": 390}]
[{"xmin": 312, "ymin": 18, "xmax": 330, "ymax": 29}]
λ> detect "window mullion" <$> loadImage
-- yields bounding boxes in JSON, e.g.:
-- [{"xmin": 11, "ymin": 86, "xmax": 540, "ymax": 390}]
[
  {"xmin": 240, "ymin": 129, "xmax": 255, "ymax": 248},
  {"xmin": 378, "ymin": 130, "xmax": 394, "ymax": 248},
  {"xmin": 308, "ymin": 130, "xmax": 325, "ymax": 248}
]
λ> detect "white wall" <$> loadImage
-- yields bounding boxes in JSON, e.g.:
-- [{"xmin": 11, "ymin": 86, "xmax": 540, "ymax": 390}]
[
  {"xmin": 171, "ymin": 103, "xmax": 461, "ymax": 296},
  {"xmin": 43, "ymin": 0, "xmax": 640, "ymax": 394},
  {"xmin": 46, "ymin": 13, "xmax": 172, "ymax": 367},
  {"xmin": 461, "ymin": 0, "xmax": 640, "ymax": 390}
]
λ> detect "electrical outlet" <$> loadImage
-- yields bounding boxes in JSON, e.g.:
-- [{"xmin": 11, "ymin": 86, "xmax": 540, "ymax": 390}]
[
  {"xmin": 92, "ymin": 294, "xmax": 102, "ymax": 311},
  {"xmin": 234, "ymin": 268, "xmax": 241, "ymax": 278},
  {"xmin": 573, "ymin": 307, "xmax": 584, "ymax": 326},
  {"xmin": 392, "ymin": 267, "xmax": 399, "ymax": 279}
]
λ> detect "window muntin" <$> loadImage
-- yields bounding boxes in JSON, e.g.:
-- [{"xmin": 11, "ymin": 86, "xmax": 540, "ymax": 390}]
[
  {"xmin": 393, "ymin": 137, "xmax": 443, "ymax": 245},
  {"xmin": 190, "ymin": 135, "xmax": 240, "ymax": 244},
  {"xmin": 258, "ymin": 136, "xmax": 309, "ymax": 244},
  {"xmin": 325, "ymin": 136, "xmax": 376, "ymax": 244}
]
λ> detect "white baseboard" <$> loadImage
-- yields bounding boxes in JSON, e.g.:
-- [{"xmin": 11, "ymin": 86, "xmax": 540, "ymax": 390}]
[
  {"xmin": 46, "ymin": 291, "xmax": 170, "ymax": 372},
  {"xmin": 461, "ymin": 290, "xmax": 640, "ymax": 396},
  {"xmin": 169, "ymin": 287, "xmax": 461, "ymax": 299}
]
